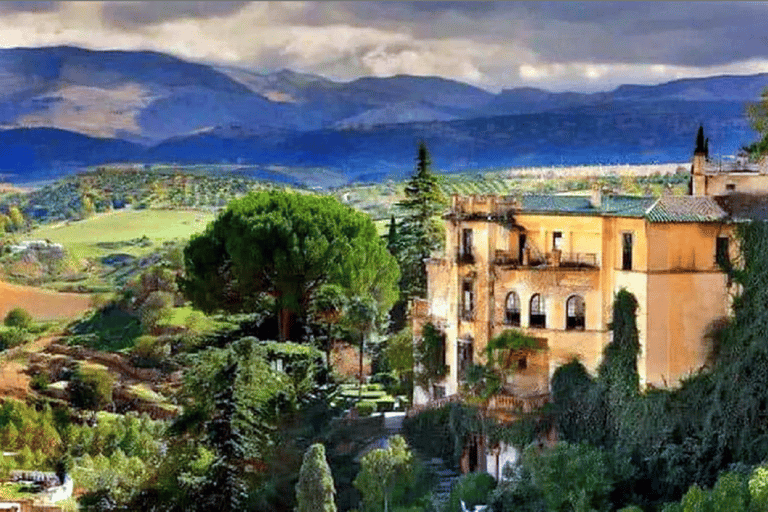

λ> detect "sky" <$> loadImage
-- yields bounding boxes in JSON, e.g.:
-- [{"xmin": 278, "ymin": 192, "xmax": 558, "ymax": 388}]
[{"xmin": 1, "ymin": 1, "xmax": 768, "ymax": 93}]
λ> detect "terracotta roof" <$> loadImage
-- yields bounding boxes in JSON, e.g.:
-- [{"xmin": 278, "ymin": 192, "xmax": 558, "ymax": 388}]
[
  {"xmin": 645, "ymin": 196, "xmax": 729, "ymax": 223},
  {"xmin": 713, "ymin": 193, "xmax": 768, "ymax": 222}
]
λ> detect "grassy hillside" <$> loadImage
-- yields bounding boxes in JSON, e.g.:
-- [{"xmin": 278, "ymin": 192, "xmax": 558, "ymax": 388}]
[{"xmin": 30, "ymin": 209, "xmax": 215, "ymax": 259}]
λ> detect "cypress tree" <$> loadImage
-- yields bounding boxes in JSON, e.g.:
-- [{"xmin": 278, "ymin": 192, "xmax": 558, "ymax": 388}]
[
  {"xmin": 396, "ymin": 142, "xmax": 446, "ymax": 298},
  {"xmin": 695, "ymin": 125, "xmax": 706, "ymax": 153},
  {"xmin": 296, "ymin": 443, "xmax": 336, "ymax": 512}
]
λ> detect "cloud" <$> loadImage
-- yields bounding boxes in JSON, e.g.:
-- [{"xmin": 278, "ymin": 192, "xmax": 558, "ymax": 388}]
[
  {"xmin": 0, "ymin": 1, "xmax": 767, "ymax": 93},
  {"xmin": 101, "ymin": 1, "xmax": 250, "ymax": 27},
  {"xmin": 0, "ymin": 1, "xmax": 58, "ymax": 13}
]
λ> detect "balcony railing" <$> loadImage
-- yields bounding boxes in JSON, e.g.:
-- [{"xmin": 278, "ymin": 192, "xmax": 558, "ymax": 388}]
[
  {"xmin": 504, "ymin": 311, "xmax": 521, "ymax": 326},
  {"xmin": 559, "ymin": 252, "xmax": 599, "ymax": 268},
  {"xmin": 457, "ymin": 251, "xmax": 475, "ymax": 264},
  {"xmin": 460, "ymin": 308, "xmax": 475, "ymax": 322},
  {"xmin": 494, "ymin": 250, "xmax": 520, "ymax": 266},
  {"xmin": 407, "ymin": 392, "xmax": 550, "ymax": 417}
]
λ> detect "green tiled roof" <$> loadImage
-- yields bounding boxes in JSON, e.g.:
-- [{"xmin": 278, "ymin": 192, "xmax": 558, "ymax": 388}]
[
  {"xmin": 508, "ymin": 194, "xmax": 656, "ymax": 217},
  {"xmin": 503, "ymin": 194, "xmax": 729, "ymax": 222},
  {"xmin": 645, "ymin": 196, "xmax": 729, "ymax": 223}
]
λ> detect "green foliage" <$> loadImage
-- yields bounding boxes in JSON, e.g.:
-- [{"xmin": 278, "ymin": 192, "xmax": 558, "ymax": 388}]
[
  {"xmin": 522, "ymin": 441, "xmax": 615, "ymax": 512},
  {"xmin": 402, "ymin": 402, "xmax": 484, "ymax": 470},
  {"xmin": 414, "ymin": 323, "xmax": 447, "ymax": 399},
  {"xmin": 69, "ymin": 364, "xmax": 115, "ymax": 409},
  {"xmin": 67, "ymin": 303, "xmax": 142, "ymax": 352},
  {"xmin": 354, "ymin": 435, "xmax": 415, "ymax": 512},
  {"xmin": 551, "ymin": 358, "xmax": 606, "ymax": 447},
  {"xmin": 446, "ymin": 472, "xmax": 496, "ymax": 512},
  {"xmin": 395, "ymin": 142, "xmax": 447, "ymax": 298},
  {"xmin": 355, "ymin": 401, "xmax": 376, "ymax": 417},
  {"xmin": 745, "ymin": 88, "xmax": 768, "ymax": 160},
  {"xmin": 485, "ymin": 329, "xmax": 539, "ymax": 368},
  {"xmin": 0, "ymin": 326, "xmax": 31, "ymax": 350},
  {"xmin": 4, "ymin": 307, "xmax": 32, "ymax": 329},
  {"xmin": 181, "ymin": 190, "xmax": 399, "ymax": 341},
  {"xmin": 749, "ymin": 466, "xmax": 768, "ymax": 511},
  {"xmin": 296, "ymin": 443, "xmax": 337, "ymax": 512}
]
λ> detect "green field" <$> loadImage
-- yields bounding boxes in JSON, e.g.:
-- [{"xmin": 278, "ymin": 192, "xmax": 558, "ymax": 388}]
[{"xmin": 27, "ymin": 208, "xmax": 216, "ymax": 260}]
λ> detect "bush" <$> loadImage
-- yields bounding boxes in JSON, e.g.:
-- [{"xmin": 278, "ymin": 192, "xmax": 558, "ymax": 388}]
[
  {"xmin": 131, "ymin": 335, "xmax": 170, "ymax": 367},
  {"xmin": 446, "ymin": 472, "xmax": 496, "ymax": 512},
  {"xmin": 69, "ymin": 365, "xmax": 115, "ymax": 409},
  {"xmin": 375, "ymin": 397, "xmax": 396, "ymax": 413},
  {"xmin": 30, "ymin": 371, "xmax": 50, "ymax": 391},
  {"xmin": 4, "ymin": 308, "xmax": 32, "ymax": 330},
  {"xmin": 355, "ymin": 401, "xmax": 376, "ymax": 417},
  {"xmin": 0, "ymin": 327, "xmax": 30, "ymax": 349}
]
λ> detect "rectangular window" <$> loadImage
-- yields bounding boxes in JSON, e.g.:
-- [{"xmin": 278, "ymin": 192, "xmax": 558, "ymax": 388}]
[
  {"xmin": 518, "ymin": 233, "xmax": 527, "ymax": 263},
  {"xmin": 726, "ymin": 184, "xmax": 736, "ymax": 191},
  {"xmin": 553, "ymin": 231, "xmax": 563, "ymax": 250},
  {"xmin": 458, "ymin": 339, "xmax": 473, "ymax": 382},
  {"xmin": 622, "ymin": 232, "xmax": 633, "ymax": 271},
  {"xmin": 716, "ymin": 237, "xmax": 730, "ymax": 267},
  {"xmin": 461, "ymin": 281, "xmax": 474, "ymax": 320},
  {"xmin": 462, "ymin": 228, "xmax": 473, "ymax": 257}
]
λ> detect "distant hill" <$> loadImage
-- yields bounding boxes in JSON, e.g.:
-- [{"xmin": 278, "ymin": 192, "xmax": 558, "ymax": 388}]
[{"xmin": 0, "ymin": 45, "xmax": 764, "ymax": 185}]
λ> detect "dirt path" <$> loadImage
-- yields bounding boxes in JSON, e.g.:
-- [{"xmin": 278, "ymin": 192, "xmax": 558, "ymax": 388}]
[{"xmin": 0, "ymin": 335, "xmax": 60, "ymax": 399}]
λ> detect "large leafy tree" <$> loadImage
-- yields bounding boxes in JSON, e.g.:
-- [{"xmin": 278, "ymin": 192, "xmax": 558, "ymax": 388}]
[
  {"xmin": 396, "ymin": 142, "xmax": 447, "ymax": 298},
  {"xmin": 181, "ymin": 190, "xmax": 399, "ymax": 341}
]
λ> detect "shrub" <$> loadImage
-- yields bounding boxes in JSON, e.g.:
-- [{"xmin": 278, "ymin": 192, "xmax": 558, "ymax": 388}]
[
  {"xmin": 131, "ymin": 335, "xmax": 169, "ymax": 362},
  {"xmin": 30, "ymin": 371, "xmax": 50, "ymax": 391},
  {"xmin": 375, "ymin": 397, "xmax": 396, "ymax": 413},
  {"xmin": 0, "ymin": 327, "xmax": 30, "ymax": 349},
  {"xmin": 446, "ymin": 472, "xmax": 496, "ymax": 512},
  {"xmin": 4, "ymin": 308, "xmax": 32, "ymax": 330},
  {"xmin": 355, "ymin": 401, "xmax": 376, "ymax": 417},
  {"xmin": 70, "ymin": 365, "xmax": 115, "ymax": 409}
]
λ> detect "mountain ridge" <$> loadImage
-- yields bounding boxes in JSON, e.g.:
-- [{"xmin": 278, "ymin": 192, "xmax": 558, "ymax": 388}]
[{"xmin": 0, "ymin": 45, "xmax": 763, "ymax": 185}]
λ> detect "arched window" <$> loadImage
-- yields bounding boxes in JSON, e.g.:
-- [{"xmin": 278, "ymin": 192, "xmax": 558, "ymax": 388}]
[
  {"xmin": 566, "ymin": 295, "xmax": 586, "ymax": 330},
  {"xmin": 529, "ymin": 294, "xmax": 546, "ymax": 328},
  {"xmin": 505, "ymin": 292, "xmax": 521, "ymax": 326}
]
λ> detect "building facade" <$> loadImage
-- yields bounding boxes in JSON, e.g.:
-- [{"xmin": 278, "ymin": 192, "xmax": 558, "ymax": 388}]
[{"xmin": 413, "ymin": 191, "xmax": 735, "ymax": 406}]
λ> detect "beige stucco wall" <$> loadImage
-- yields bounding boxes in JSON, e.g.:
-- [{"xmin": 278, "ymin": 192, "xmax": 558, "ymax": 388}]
[
  {"xmin": 414, "ymin": 196, "xmax": 733, "ymax": 405},
  {"xmin": 696, "ymin": 173, "xmax": 768, "ymax": 196},
  {"xmin": 645, "ymin": 272, "xmax": 729, "ymax": 386}
]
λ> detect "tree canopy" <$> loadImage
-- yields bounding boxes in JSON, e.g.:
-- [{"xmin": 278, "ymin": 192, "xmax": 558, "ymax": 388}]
[
  {"xmin": 395, "ymin": 142, "xmax": 447, "ymax": 298},
  {"xmin": 745, "ymin": 88, "xmax": 768, "ymax": 160},
  {"xmin": 181, "ymin": 190, "xmax": 399, "ymax": 341}
]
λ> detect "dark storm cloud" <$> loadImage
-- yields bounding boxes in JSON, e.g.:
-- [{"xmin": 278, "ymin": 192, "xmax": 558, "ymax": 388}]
[
  {"xmin": 102, "ymin": 1, "xmax": 250, "ymax": 27},
  {"xmin": 0, "ymin": 1, "xmax": 57, "ymax": 13},
  {"xmin": 307, "ymin": 1, "xmax": 768, "ymax": 67}
]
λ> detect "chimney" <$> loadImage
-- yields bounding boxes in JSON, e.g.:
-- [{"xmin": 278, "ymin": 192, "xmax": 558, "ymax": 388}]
[{"xmin": 590, "ymin": 184, "xmax": 602, "ymax": 209}]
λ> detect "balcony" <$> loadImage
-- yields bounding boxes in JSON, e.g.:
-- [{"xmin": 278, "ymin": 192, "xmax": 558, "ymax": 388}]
[
  {"xmin": 559, "ymin": 252, "xmax": 599, "ymax": 268},
  {"xmin": 460, "ymin": 308, "xmax": 475, "ymax": 322},
  {"xmin": 457, "ymin": 251, "xmax": 475, "ymax": 265},
  {"xmin": 494, "ymin": 250, "xmax": 520, "ymax": 267}
]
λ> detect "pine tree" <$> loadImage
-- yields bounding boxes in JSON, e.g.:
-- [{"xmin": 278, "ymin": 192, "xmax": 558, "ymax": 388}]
[
  {"xmin": 396, "ymin": 142, "xmax": 446, "ymax": 298},
  {"xmin": 386, "ymin": 215, "xmax": 399, "ymax": 254},
  {"xmin": 296, "ymin": 443, "xmax": 336, "ymax": 512}
]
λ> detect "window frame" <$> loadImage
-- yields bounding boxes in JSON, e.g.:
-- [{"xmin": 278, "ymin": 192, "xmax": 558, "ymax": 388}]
[
  {"xmin": 621, "ymin": 231, "xmax": 633, "ymax": 271},
  {"xmin": 565, "ymin": 294, "xmax": 586, "ymax": 331},
  {"xmin": 529, "ymin": 293, "xmax": 546, "ymax": 328},
  {"xmin": 504, "ymin": 291, "xmax": 521, "ymax": 326}
]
